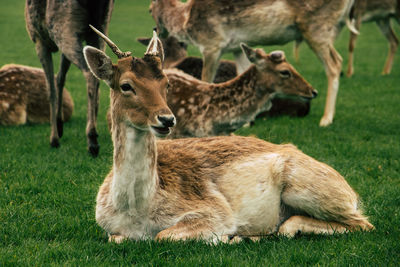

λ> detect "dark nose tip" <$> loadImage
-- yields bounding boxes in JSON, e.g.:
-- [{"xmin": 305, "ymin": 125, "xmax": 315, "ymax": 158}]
[
  {"xmin": 157, "ymin": 115, "xmax": 176, "ymax": 127},
  {"xmin": 312, "ymin": 89, "xmax": 318, "ymax": 98}
]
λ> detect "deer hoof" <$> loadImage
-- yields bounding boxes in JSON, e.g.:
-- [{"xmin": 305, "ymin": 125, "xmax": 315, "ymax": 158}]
[
  {"xmin": 108, "ymin": 234, "xmax": 126, "ymax": 243},
  {"xmin": 50, "ymin": 138, "xmax": 60, "ymax": 148},
  {"xmin": 57, "ymin": 118, "xmax": 64, "ymax": 138},
  {"xmin": 319, "ymin": 115, "xmax": 333, "ymax": 127},
  {"xmin": 88, "ymin": 144, "xmax": 99, "ymax": 157}
]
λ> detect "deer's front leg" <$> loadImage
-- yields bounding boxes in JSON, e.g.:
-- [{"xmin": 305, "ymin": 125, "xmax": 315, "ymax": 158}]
[
  {"xmin": 156, "ymin": 208, "xmax": 236, "ymax": 243},
  {"xmin": 201, "ymin": 49, "xmax": 221, "ymax": 82}
]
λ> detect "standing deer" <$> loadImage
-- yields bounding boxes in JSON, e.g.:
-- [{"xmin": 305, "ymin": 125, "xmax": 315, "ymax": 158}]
[
  {"xmin": 0, "ymin": 64, "xmax": 73, "ymax": 125},
  {"xmin": 84, "ymin": 27, "xmax": 373, "ymax": 243},
  {"xmin": 25, "ymin": 0, "xmax": 114, "ymax": 156},
  {"xmin": 294, "ymin": 0, "xmax": 400, "ymax": 77},
  {"xmin": 165, "ymin": 45, "xmax": 317, "ymax": 138},
  {"xmin": 347, "ymin": 0, "xmax": 400, "ymax": 77},
  {"xmin": 150, "ymin": 0, "xmax": 358, "ymax": 127}
]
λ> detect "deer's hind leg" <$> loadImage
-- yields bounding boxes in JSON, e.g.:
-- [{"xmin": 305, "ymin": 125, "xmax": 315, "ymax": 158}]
[
  {"xmin": 279, "ymin": 157, "xmax": 374, "ymax": 237},
  {"xmin": 56, "ymin": 54, "xmax": 71, "ymax": 137},
  {"xmin": 35, "ymin": 41, "xmax": 59, "ymax": 147},
  {"xmin": 54, "ymin": 33, "xmax": 101, "ymax": 156},
  {"xmin": 376, "ymin": 18, "xmax": 399, "ymax": 75},
  {"xmin": 278, "ymin": 215, "xmax": 349, "ymax": 237}
]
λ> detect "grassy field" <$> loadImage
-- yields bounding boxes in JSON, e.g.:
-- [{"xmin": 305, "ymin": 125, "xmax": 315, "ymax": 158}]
[{"xmin": 1, "ymin": 0, "xmax": 400, "ymax": 265}]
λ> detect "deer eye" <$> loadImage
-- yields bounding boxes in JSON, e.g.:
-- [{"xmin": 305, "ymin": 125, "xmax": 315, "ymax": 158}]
[
  {"xmin": 120, "ymin": 83, "xmax": 136, "ymax": 94},
  {"xmin": 279, "ymin": 70, "xmax": 292, "ymax": 78}
]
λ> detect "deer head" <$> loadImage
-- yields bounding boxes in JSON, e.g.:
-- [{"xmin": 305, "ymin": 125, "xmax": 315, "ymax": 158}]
[
  {"xmin": 240, "ymin": 43, "xmax": 317, "ymax": 100},
  {"xmin": 83, "ymin": 27, "xmax": 175, "ymax": 137}
]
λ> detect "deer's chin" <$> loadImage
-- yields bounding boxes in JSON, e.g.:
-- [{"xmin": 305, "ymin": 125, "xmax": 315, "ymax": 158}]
[{"xmin": 150, "ymin": 125, "xmax": 171, "ymax": 137}]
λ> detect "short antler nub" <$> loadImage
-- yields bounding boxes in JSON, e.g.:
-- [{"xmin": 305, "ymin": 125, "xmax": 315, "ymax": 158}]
[
  {"xmin": 144, "ymin": 29, "xmax": 164, "ymax": 61},
  {"xmin": 89, "ymin": 25, "xmax": 131, "ymax": 59}
]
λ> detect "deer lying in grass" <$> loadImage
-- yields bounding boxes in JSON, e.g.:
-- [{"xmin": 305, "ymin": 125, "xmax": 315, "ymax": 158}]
[
  {"xmin": 150, "ymin": 0, "xmax": 358, "ymax": 127},
  {"xmin": 84, "ymin": 27, "xmax": 373, "ymax": 243},
  {"xmin": 165, "ymin": 45, "xmax": 317, "ymax": 138},
  {"xmin": 138, "ymin": 36, "xmax": 312, "ymax": 118},
  {"xmin": 25, "ymin": 0, "xmax": 114, "ymax": 156},
  {"xmin": 294, "ymin": 0, "xmax": 400, "ymax": 77},
  {"xmin": 0, "ymin": 64, "xmax": 73, "ymax": 126}
]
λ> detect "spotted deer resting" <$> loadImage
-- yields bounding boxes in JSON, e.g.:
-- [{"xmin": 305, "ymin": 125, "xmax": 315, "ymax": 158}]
[
  {"xmin": 0, "ymin": 64, "xmax": 73, "ymax": 125},
  {"xmin": 165, "ymin": 44, "xmax": 317, "ymax": 138},
  {"xmin": 137, "ymin": 36, "xmax": 312, "ymax": 118},
  {"xmin": 84, "ymin": 27, "xmax": 373, "ymax": 243}
]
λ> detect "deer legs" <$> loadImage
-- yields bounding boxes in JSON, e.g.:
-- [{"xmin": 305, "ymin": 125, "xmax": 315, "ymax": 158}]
[
  {"xmin": 201, "ymin": 49, "xmax": 222, "ymax": 82},
  {"xmin": 58, "ymin": 38, "xmax": 101, "ymax": 156},
  {"xmin": 314, "ymin": 44, "xmax": 343, "ymax": 127},
  {"xmin": 278, "ymin": 215, "xmax": 349, "ymax": 237},
  {"xmin": 377, "ymin": 18, "xmax": 399, "ymax": 75},
  {"xmin": 233, "ymin": 50, "xmax": 251, "ymax": 74},
  {"xmin": 35, "ymin": 42, "xmax": 60, "ymax": 147},
  {"xmin": 56, "ymin": 54, "xmax": 71, "ymax": 137},
  {"xmin": 155, "ymin": 210, "xmax": 235, "ymax": 243},
  {"xmin": 84, "ymin": 72, "xmax": 100, "ymax": 156}
]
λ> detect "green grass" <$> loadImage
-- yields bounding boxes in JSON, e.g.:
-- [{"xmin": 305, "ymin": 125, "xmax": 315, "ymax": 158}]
[{"xmin": 1, "ymin": 0, "xmax": 399, "ymax": 265}]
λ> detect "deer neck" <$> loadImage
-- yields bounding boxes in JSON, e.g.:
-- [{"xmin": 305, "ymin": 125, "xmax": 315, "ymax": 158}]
[
  {"xmin": 110, "ymin": 120, "xmax": 158, "ymax": 217},
  {"xmin": 211, "ymin": 66, "xmax": 273, "ymax": 130},
  {"xmin": 158, "ymin": 0, "xmax": 191, "ymax": 37}
]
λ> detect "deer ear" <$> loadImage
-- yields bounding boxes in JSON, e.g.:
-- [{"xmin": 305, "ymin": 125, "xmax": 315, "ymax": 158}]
[
  {"xmin": 240, "ymin": 43, "xmax": 264, "ymax": 65},
  {"xmin": 137, "ymin": 37, "xmax": 151, "ymax": 46},
  {"xmin": 83, "ymin": 46, "xmax": 114, "ymax": 86},
  {"xmin": 144, "ymin": 30, "xmax": 165, "ymax": 63}
]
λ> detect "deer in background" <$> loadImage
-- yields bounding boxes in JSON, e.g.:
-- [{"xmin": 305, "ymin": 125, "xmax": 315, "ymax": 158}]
[
  {"xmin": 0, "ymin": 64, "xmax": 73, "ymax": 125},
  {"xmin": 137, "ymin": 36, "xmax": 238, "ymax": 83},
  {"xmin": 294, "ymin": 0, "xmax": 400, "ymax": 77},
  {"xmin": 25, "ymin": 0, "xmax": 114, "ymax": 156},
  {"xmin": 347, "ymin": 0, "xmax": 399, "ymax": 77},
  {"xmin": 150, "ymin": 0, "xmax": 358, "ymax": 127},
  {"xmin": 165, "ymin": 45, "xmax": 317, "ymax": 138},
  {"xmin": 84, "ymin": 27, "xmax": 373, "ymax": 243},
  {"xmin": 137, "ymin": 36, "xmax": 312, "ymax": 118}
]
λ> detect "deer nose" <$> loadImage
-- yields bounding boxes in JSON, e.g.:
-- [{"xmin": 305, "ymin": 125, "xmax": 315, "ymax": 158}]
[
  {"xmin": 312, "ymin": 89, "xmax": 318, "ymax": 98},
  {"xmin": 157, "ymin": 115, "xmax": 176, "ymax": 127}
]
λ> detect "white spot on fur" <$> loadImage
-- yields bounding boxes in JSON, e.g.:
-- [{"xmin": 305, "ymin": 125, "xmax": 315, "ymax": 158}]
[
  {"xmin": 177, "ymin": 108, "xmax": 185, "ymax": 117},
  {"xmin": 1, "ymin": 102, "xmax": 10, "ymax": 110}
]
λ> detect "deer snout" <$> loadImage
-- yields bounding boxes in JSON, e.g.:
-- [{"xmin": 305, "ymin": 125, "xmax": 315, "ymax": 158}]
[
  {"xmin": 157, "ymin": 115, "xmax": 176, "ymax": 128},
  {"xmin": 312, "ymin": 89, "xmax": 318, "ymax": 98},
  {"xmin": 150, "ymin": 113, "xmax": 176, "ymax": 137}
]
